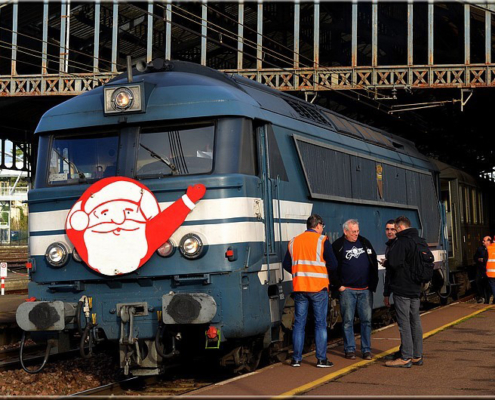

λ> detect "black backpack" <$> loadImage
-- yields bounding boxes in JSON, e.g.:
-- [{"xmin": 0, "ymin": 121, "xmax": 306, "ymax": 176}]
[{"xmin": 410, "ymin": 236, "xmax": 435, "ymax": 284}]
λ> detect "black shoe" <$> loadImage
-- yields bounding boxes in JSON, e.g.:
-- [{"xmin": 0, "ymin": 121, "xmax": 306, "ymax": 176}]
[
  {"xmin": 345, "ymin": 352, "xmax": 356, "ymax": 360},
  {"xmin": 383, "ymin": 351, "xmax": 401, "ymax": 361},
  {"xmin": 363, "ymin": 352, "xmax": 372, "ymax": 360},
  {"xmin": 290, "ymin": 359, "xmax": 301, "ymax": 367},
  {"xmin": 316, "ymin": 359, "xmax": 334, "ymax": 368}
]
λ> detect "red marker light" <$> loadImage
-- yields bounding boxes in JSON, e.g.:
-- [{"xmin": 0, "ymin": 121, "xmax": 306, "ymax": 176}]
[{"xmin": 206, "ymin": 326, "xmax": 218, "ymax": 339}]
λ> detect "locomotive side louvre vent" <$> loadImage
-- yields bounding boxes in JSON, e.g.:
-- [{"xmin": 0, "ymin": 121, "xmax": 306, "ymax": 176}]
[
  {"xmin": 285, "ymin": 99, "xmax": 334, "ymax": 128},
  {"xmin": 293, "ymin": 135, "xmax": 441, "ymax": 245}
]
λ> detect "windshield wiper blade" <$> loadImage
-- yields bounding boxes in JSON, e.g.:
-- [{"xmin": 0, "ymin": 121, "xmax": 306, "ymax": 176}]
[
  {"xmin": 52, "ymin": 148, "xmax": 87, "ymax": 182},
  {"xmin": 139, "ymin": 143, "xmax": 178, "ymax": 174}
]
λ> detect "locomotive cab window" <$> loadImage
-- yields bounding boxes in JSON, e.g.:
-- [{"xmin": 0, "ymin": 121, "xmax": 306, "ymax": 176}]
[
  {"xmin": 136, "ymin": 125, "xmax": 214, "ymax": 178},
  {"xmin": 48, "ymin": 133, "xmax": 119, "ymax": 185}
]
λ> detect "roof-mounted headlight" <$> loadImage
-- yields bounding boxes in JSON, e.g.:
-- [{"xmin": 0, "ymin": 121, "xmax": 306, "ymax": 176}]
[
  {"xmin": 112, "ymin": 87, "xmax": 134, "ymax": 110},
  {"xmin": 45, "ymin": 242, "xmax": 69, "ymax": 268},
  {"xmin": 104, "ymin": 84, "xmax": 144, "ymax": 115}
]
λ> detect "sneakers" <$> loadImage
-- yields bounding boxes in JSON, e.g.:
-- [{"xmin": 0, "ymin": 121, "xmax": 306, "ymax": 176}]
[
  {"xmin": 412, "ymin": 357, "xmax": 423, "ymax": 366},
  {"xmin": 316, "ymin": 359, "xmax": 334, "ymax": 368},
  {"xmin": 290, "ymin": 359, "xmax": 301, "ymax": 367},
  {"xmin": 385, "ymin": 358, "xmax": 412, "ymax": 368},
  {"xmin": 345, "ymin": 352, "xmax": 356, "ymax": 360},
  {"xmin": 363, "ymin": 352, "xmax": 372, "ymax": 360}
]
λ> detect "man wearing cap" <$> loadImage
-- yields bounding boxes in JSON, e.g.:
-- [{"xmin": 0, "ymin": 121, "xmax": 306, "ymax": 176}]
[
  {"xmin": 66, "ymin": 177, "xmax": 205, "ymax": 276},
  {"xmin": 283, "ymin": 214, "xmax": 338, "ymax": 368}
]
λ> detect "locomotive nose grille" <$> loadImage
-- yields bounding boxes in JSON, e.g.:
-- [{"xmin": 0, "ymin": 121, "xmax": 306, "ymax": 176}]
[{"xmin": 162, "ymin": 293, "xmax": 217, "ymax": 324}]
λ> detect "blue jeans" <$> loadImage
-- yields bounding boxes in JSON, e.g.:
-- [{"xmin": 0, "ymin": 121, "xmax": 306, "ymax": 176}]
[
  {"xmin": 340, "ymin": 289, "xmax": 373, "ymax": 354},
  {"xmin": 292, "ymin": 289, "xmax": 329, "ymax": 362},
  {"xmin": 393, "ymin": 295, "xmax": 423, "ymax": 359},
  {"xmin": 489, "ymin": 278, "xmax": 495, "ymax": 303}
]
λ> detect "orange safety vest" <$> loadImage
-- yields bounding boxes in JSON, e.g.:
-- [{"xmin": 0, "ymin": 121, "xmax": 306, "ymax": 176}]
[
  {"xmin": 289, "ymin": 231, "xmax": 330, "ymax": 292},
  {"xmin": 486, "ymin": 243, "xmax": 495, "ymax": 278}
]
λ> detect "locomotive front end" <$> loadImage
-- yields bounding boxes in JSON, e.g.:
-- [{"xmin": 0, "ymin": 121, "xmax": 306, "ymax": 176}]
[{"xmin": 16, "ymin": 61, "xmax": 281, "ymax": 376}]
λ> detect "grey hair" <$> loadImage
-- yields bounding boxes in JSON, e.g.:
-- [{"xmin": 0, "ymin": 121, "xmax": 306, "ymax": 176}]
[{"xmin": 343, "ymin": 219, "xmax": 359, "ymax": 232}]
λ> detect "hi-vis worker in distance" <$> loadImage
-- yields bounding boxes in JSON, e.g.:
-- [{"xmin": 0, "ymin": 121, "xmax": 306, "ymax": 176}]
[
  {"xmin": 485, "ymin": 237, "xmax": 495, "ymax": 303},
  {"xmin": 283, "ymin": 214, "xmax": 338, "ymax": 368}
]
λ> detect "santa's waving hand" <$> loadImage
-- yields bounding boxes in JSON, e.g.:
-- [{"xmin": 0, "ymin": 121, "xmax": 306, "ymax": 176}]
[
  {"xmin": 146, "ymin": 183, "xmax": 206, "ymax": 252},
  {"xmin": 66, "ymin": 177, "xmax": 206, "ymax": 276}
]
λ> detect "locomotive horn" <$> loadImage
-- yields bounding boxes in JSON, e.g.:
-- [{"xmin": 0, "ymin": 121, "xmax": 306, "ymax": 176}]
[{"xmin": 136, "ymin": 60, "xmax": 148, "ymax": 73}]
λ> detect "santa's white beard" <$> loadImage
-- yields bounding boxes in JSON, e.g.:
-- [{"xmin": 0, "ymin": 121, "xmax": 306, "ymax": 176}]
[{"xmin": 84, "ymin": 227, "xmax": 148, "ymax": 275}]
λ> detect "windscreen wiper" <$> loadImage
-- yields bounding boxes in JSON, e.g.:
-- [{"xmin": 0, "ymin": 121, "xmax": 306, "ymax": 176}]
[
  {"xmin": 139, "ymin": 143, "xmax": 178, "ymax": 174},
  {"xmin": 52, "ymin": 148, "xmax": 87, "ymax": 182}
]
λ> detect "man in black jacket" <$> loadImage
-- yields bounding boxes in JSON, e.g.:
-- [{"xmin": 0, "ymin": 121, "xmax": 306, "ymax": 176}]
[
  {"xmin": 332, "ymin": 219, "xmax": 378, "ymax": 360},
  {"xmin": 384, "ymin": 216, "xmax": 423, "ymax": 368},
  {"xmin": 381, "ymin": 219, "xmax": 402, "ymax": 361}
]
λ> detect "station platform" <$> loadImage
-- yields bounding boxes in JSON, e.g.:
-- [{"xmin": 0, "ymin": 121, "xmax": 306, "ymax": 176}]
[{"xmin": 189, "ymin": 301, "xmax": 494, "ymax": 398}]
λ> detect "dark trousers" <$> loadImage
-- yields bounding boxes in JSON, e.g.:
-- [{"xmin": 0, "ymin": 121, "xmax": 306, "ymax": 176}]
[
  {"xmin": 475, "ymin": 269, "xmax": 491, "ymax": 304},
  {"xmin": 393, "ymin": 295, "xmax": 423, "ymax": 360}
]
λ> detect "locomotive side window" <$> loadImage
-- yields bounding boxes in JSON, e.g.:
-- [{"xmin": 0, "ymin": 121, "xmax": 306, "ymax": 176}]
[
  {"xmin": 136, "ymin": 125, "xmax": 214, "ymax": 178},
  {"xmin": 464, "ymin": 186, "xmax": 471, "ymax": 224},
  {"xmin": 478, "ymin": 192, "xmax": 484, "ymax": 224},
  {"xmin": 48, "ymin": 133, "xmax": 119, "ymax": 185},
  {"xmin": 267, "ymin": 126, "xmax": 288, "ymax": 181},
  {"xmin": 472, "ymin": 189, "xmax": 478, "ymax": 224}
]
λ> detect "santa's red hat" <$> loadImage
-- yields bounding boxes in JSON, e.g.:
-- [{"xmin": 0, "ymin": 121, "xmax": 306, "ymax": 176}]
[{"xmin": 66, "ymin": 177, "xmax": 160, "ymax": 232}]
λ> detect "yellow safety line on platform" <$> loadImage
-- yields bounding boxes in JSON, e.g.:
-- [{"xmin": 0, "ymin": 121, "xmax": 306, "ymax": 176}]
[{"xmin": 274, "ymin": 305, "xmax": 494, "ymax": 398}]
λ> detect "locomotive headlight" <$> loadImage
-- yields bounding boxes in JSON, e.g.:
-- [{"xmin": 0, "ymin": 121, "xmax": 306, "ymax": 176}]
[
  {"xmin": 179, "ymin": 234, "xmax": 206, "ymax": 259},
  {"xmin": 157, "ymin": 239, "xmax": 176, "ymax": 257},
  {"xmin": 103, "ymin": 84, "xmax": 143, "ymax": 115},
  {"xmin": 112, "ymin": 87, "xmax": 134, "ymax": 110},
  {"xmin": 45, "ymin": 242, "xmax": 69, "ymax": 268},
  {"xmin": 72, "ymin": 248, "xmax": 82, "ymax": 263}
]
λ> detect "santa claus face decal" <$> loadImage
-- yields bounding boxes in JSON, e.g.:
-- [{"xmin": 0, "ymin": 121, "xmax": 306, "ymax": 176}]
[{"xmin": 66, "ymin": 176, "xmax": 206, "ymax": 276}]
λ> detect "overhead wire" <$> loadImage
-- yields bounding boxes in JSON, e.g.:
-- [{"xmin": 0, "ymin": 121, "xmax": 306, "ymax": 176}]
[
  {"xmin": 150, "ymin": 2, "xmax": 394, "ymax": 114},
  {"xmin": 150, "ymin": 3, "xmax": 297, "ymax": 72},
  {"xmin": 170, "ymin": 3, "xmax": 298, "ymax": 68},
  {"xmin": 3, "ymin": 2, "xmax": 394, "ymax": 114},
  {"xmin": 172, "ymin": 2, "xmax": 382, "ymax": 98},
  {"xmin": 0, "ymin": 43, "xmax": 114, "ymax": 89},
  {"xmin": 0, "ymin": 39, "xmax": 104, "ymax": 75},
  {"xmin": 0, "ymin": 20, "xmax": 125, "ymax": 74}
]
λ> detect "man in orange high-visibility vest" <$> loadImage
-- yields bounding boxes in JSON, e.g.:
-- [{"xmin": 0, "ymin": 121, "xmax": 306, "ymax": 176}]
[
  {"xmin": 283, "ymin": 214, "xmax": 338, "ymax": 368},
  {"xmin": 473, "ymin": 236, "xmax": 493, "ymax": 304},
  {"xmin": 485, "ymin": 237, "xmax": 495, "ymax": 303}
]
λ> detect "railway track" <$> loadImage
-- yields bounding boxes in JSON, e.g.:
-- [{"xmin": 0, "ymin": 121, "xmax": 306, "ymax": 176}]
[
  {"xmin": 0, "ymin": 345, "xmax": 83, "ymax": 373},
  {"xmin": 0, "ymin": 246, "xmax": 28, "ymax": 266},
  {"xmin": 66, "ymin": 295, "xmax": 470, "ymax": 397},
  {"xmin": 0, "ymin": 294, "xmax": 475, "ymax": 396}
]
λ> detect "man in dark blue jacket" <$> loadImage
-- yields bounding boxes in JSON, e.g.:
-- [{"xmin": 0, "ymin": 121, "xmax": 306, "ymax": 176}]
[{"xmin": 332, "ymin": 219, "xmax": 378, "ymax": 360}]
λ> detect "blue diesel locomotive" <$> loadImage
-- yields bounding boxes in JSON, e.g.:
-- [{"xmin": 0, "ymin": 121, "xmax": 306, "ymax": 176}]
[{"xmin": 16, "ymin": 60, "xmax": 448, "ymax": 375}]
